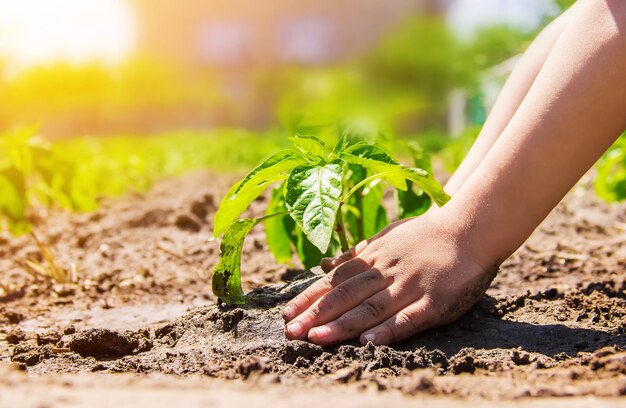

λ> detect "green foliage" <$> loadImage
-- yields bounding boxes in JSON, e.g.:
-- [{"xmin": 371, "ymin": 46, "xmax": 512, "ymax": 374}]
[
  {"xmin": 461, "ymin": 25, "xmax": 533, "ymax": 71},
  {"xmin": 212, "ymin": 130, "xmax": 450, "ymax": 304},
  {"xmin": 594, "ymin": 133, "xmax": 626, "ymax": 202},
  {"xmin": 213, "ymin": 149, "xmax": 307, "ymax": 236},
  {"xmin": 0, "ymin": 58, "xmax": 224, "ymax": 136},
  {"xmin": 0, "ymin": 128, "xmax": 287, "ymax": 234},
  {"xmin": 441, "ymin": 125, "xmax": 482, "ymax": 173},
  {"xmin": 285, "ymin": 161, "xmax": 344, "ymax": 253}
]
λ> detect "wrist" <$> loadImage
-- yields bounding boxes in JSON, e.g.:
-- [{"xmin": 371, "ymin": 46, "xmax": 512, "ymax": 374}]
[{"xmin": 431, "ymin": 194, "xmax": 513, "ymax": 271}]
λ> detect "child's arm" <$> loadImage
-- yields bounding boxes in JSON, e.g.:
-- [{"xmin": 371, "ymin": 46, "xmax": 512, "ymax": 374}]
[
  {"xmin": 282, "ymin": 0, "xmax": 626, "ymax": 346},
  {"xmin": 445, "ymin": 2, "xmax": 578, "ymax": 195}
]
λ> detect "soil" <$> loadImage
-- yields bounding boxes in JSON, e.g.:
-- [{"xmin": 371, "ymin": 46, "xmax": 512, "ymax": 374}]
[{"xmin": 1, "ymin": 170, "xmax": 626, "ymax": 407}]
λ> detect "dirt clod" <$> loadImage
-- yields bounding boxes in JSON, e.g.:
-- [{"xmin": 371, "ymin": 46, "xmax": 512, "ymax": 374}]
[
  {"xmin": 174, "ymin": 214, "xmax": 202, "ymax": 232},
  {"xmin": 65, "ymin": 329, "xmax": 153, "ymax": 358}
]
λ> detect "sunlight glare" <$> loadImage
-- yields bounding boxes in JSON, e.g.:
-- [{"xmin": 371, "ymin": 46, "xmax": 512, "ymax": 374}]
[{"xmin": 0, "ymin": 0, "xmax": 135, "ymax": 68}]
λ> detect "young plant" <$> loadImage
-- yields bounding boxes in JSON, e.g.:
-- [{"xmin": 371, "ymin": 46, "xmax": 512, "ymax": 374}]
[
  {"xmin": 211, "ymin": 133, "xmax": 450, "ymax": 305},
  {"xmin": 20, "ymin": 232, "xmax": 77, "ymax": 284}
]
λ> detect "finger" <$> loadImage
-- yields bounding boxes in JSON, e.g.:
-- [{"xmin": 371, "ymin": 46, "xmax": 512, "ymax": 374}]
[
  {"xmin": 307, "ymin": 284, "xmax": 412, "ymax": 346},
  {"xmin": 283, "ymin": 257, "xmax": 370, "ymax": 324},
  {"xmin": 320, "ymin": 240, "xmax": 369, "ymax": 272},
  {"xmin": 287, "ymin": 269, "xmax": 393, "ymax": 342},
  {"xmin": 359, "ymin": 298, "xmax": 434, "ymax": 346}
]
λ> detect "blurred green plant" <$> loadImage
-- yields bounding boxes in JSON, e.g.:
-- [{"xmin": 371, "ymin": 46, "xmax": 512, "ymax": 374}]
[
  {"xmin": 461, "ymin": 26, "xmax": 533, "ymax": 72},
  {"xmin": 0, "ymin": 127, "xmax": 287, "ymax": 234},
  {"xmin": 0, "ymin": 57, "xmax": 225, "ymax": 136},
  {"xmin": 594, "ymin": 133, "xmax": 626, "ymax": 202},
  {"xmin": 441, "ymin": 125, "xmax": 482, "ymax": 173},
  {"xmin": 554, "ymin": 0, "xmax": 577, "ymax": 13}
]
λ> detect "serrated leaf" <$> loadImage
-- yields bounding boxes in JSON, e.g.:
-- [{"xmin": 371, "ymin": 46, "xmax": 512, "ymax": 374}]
[
  {"xmin": 212, "ymin": 218, "xmax": 260, "ymax": 305},
  {"xmin": 213, "ymin": 150, "xmax": 306, "ymax": 236},
  {"xmin": 285, "ymin": 162, "xmax": 344, "ymax": 253},
  {"xmin": 290, "ymin": 135, "xmax": 326, "ymax": 159},
  {"xmin": 264, "ymin": 184, "xmax": 294, "ymax": 263}
]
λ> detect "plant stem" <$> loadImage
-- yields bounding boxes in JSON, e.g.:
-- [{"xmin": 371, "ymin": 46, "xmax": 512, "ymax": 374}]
[
  {"xmin": 341, "ymin": 170, "xmax": 397, "ymax": 204},
  {"xmin": 335, "ymin": 204, "xmax": 350, "ymax": 253},
  {"xmin": 258, "ymin": 211, "xmax": 288, "ymax": 222}
]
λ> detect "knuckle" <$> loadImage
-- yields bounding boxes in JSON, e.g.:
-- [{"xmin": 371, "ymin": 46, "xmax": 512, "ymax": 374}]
[
  {"xmin": 330, "ymin": 284, "xmax": 354, "ymax": 304},
  {"xmin": 312, "ymin": 275, "xmax": 333, "ymax": 293},
  {"xmin": 296, "ymin": 290, "xmax": 314, "ymax": 307},
  {"xmin": 395, "ymin": 310, "xmax": 420, "ymax": 335},
  {"xmin": 314, "ymin": 297, "xmax": 334, "ymax": 316},
  {"xmin": 330, "ymin": 266, "xmax": 351, "ymax": 283},
  {"xmin": 300, "ymin": 310, "xmax": 320, "ymax": 327},
  {"xmin": 360, "ymin": 299, "xmax": 387, "ymax": 320},
  {"xmin": 335, "ymin": 315, "xmax": 358, "ymax": 334},
  {"xmin": 379, "ymin": 320, "xmax": 397, "ymax": 342}
]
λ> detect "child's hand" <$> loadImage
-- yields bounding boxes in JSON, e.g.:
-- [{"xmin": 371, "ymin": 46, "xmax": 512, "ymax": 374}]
[{"xmin": 282, "ymin": 213, "xmax": 498, "ymax": 346}]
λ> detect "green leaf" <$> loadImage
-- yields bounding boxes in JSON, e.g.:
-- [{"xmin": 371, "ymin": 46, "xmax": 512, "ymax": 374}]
[
  {"xmin": 285, "ymin": 161, "xmax": 344, "ymax": 253},
  {"xmin": 264, "ymin": 184, "xmax": 294, "ymax": 263},
  {"xmin": 340, "ymin": 144, "xmax": 407, "ymax": 190},
  {"xmin": 406, "ymin": 141, "xmax": 433, "ymax": 173},
  {"xmin": 361, "ymin": 184, "xmax": 388, "ymax": 237},
  {"xmin": 397, "ymin": 183, "xmax": 432, "ymax": 218},
  {"xmin": 399, "ymin": 142, "xmax": 433, "ymax": 218},
  {"xmin": 343, "ymin": 143, "xmax": 399, "ymax": 166},
  {"xmin": 289, "ymin": 135, "xmax": 326, "ymax": 159},
  {"xmin": 332, "ymin": 134, "xmax": 349, "ymax": 156},
  {"xmin": 212, "ymin": 218, "xmax": 260, "ymax": 305},
  {"xmin": 213, "ymin": 150, "xmax": 306, "ymax": 236},
  {"xmin": 294, "ymin": 226, "xmax": 326, "ymax": 269},
  {"xmin": 344, "ymin": 164, "xmax": 367, "ymax": 242},
  {"xmin": 594, "ymin": 136, "xmax": 626, "ymax": 201},
  {"xmin": 0, "ymin": 169, "xmax": 28, "ymax": 231},
  {"xmin": 386, "ymin": 167, "xmax": 450, "ymax": 207}
]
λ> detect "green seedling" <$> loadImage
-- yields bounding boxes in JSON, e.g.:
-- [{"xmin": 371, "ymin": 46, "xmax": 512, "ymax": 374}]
[{"xmin": 211, "ymin": 132, "xmax": 450, "ymax": 305}]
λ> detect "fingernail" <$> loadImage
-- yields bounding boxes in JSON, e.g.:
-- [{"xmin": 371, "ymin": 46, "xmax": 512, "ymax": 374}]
[
  {"xmin": 283, "ymin": 304, "xmax": 296, "ymax": 320},
  {"xmin": 286, "ymin": 321, "xmax": 304, "ymax": 338},
  {"xmin": 309, "ymin": 325, "xmax": 332, "ymax": 340},
  {"xmin": 363, "ymin": 333, "xmax": 376, "ymax": 344}
]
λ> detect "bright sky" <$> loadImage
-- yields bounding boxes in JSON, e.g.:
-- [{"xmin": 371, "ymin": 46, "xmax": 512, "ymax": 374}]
[
  {"xmin": 448, "ymin": 0, "xmax": 560, "ymax": 37},
  {"xmin": 0, "ymin": 0, "xmax": 135, "ymax": 68}
]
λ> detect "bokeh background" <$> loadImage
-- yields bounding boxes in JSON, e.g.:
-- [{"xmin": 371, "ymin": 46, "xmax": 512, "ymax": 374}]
[
  {"xmin": 0, "ymin": 0, "xmax": 585, "ymax": 233},
  {"xmin": 0, "ymin": 0, "xmax": 574, "ymax": 137}
]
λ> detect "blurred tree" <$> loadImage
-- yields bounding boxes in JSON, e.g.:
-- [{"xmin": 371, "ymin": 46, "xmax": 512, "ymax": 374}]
[
  {"xmin": 364, "ymin": 16, "xmax": 469, "ymax": 131},
  {"xmin": 461, "ymin": 25, "xmax": 533, "ymax": 71}
]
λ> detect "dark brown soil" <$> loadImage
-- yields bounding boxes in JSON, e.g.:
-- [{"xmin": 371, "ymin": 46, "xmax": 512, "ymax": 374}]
[{"xmin": 1, "ymin": 171, "xmax": 626, "ymax": 403}]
